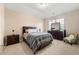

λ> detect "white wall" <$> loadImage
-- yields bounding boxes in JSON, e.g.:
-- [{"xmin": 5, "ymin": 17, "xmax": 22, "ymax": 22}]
[
  {"xmin": 5, "ymin": 8, "xmax": 44, "ymax": 38},
  {"xmin": 44, "ymin": 9, "xmax": 79, "ymax": 34},
  {"xmin": 0, "ymin": 4, "xmax": 4, "ymax": 46},
  {"xmin": 65, "ymin": 10, "xmax": 79, "ymax": 34}
]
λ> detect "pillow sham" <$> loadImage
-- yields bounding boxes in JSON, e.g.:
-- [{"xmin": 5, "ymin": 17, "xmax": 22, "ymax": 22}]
[{"xmin": 28, "ymin": 29, "xmax": 38, "ymax": 33}]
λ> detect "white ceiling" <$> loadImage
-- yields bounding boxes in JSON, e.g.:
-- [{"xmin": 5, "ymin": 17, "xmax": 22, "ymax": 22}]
[{"xmin": 5, "ymin": 3, "xmax": 79, "ymax": 19}]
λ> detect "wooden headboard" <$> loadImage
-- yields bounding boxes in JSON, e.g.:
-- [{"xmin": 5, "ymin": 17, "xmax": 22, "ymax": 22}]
[{"xmin": 22, "ymin": 26, "xmax": 36, "ymax": 34}]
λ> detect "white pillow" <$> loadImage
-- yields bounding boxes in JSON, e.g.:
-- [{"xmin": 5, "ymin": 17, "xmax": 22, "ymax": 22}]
[
  {"xmin": 69, "ymin": 34, "xmax": 75, "ymax": 39},
  {"xmin": 25, "ymin": 29, "xmax": 28, "ymax": 33},
  {"xmin": 23, "ymin": 33, "xmax": 28, "ymax": 38},
  {"xmin": 28, "ymin": 29, "xmax": 38, "ymax": 33}
]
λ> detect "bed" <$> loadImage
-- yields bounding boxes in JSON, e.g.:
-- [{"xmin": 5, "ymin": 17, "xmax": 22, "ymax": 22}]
[{"xmin": 22, "ymin": 26, "xmax": 53, "ymax": 54}]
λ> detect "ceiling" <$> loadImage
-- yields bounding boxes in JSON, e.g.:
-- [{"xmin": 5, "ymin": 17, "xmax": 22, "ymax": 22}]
[{"xmin": 5, "ymin": 3, "xmax": 79, "ymax": 19}]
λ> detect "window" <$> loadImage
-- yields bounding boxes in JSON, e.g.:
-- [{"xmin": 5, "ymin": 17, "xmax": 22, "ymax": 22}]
[
  {"xmin": 60, "ymin": 19, "xmax": 64, "ymax": 30},
  {"xmin": 52, "ymin": 20, "xmax": 55, "ymax": 23},
  {"xmin": 48, "ymin": 20, "xmax": 52, "ymax": 31},
  {"xmin": 48, "ymin": 18, "xmax": 64, "ymax": 31},
  {"xmin": 56, "ymin": 19, "xmax": 60, "ymax": 23}
]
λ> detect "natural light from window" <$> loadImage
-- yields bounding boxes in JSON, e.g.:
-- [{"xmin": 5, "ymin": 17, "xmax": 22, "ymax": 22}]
[{"xmin": 48, "ymin": 18, "xmax": 64, "ymax": 31}]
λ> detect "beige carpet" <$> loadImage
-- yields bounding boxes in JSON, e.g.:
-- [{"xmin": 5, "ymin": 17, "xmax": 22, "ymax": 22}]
[{"xmin": 1, "ymin": 39, "xmax": 79, "ymax": 55}]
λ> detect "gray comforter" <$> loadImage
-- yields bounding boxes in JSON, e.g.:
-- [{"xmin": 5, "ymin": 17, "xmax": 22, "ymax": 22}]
[{"xmin": 24, "ymin": 32, "xmax": 53, "ymax": 52}]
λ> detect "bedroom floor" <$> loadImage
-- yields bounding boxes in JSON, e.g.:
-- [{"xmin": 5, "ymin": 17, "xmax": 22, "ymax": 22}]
[{"xmin": 1, "ymin": 39, "xmax": 79, "ymax": 55}]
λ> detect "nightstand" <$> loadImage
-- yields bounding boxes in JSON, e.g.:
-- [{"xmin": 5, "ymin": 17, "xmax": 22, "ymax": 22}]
[{"xmin": 4, "ymin": 34, "xmax": 19, "ymax": 46}]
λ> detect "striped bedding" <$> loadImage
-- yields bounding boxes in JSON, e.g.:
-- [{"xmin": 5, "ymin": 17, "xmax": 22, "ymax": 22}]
[{"xmin": 23, "ymin": 32, "xmax": 53, "ymax": 53}]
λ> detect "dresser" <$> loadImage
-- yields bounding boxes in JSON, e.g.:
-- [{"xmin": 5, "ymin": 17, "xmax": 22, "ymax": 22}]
[
  {"xmin": 48, "ymin": 30, "xmax": 66, "ymax": 40},
  {"xmin": 4, "ymin": 34, "xmax": 19, "ymax": 46}
]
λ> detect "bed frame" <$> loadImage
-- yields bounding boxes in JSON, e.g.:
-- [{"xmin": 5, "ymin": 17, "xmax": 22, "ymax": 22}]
[
  {"xmin": 22, "ymin": 26, "xmax": 36, "ymax": 48},
  {"xmin": 22, "ymin": 26, "xmax": 52, "ymax": 54},
  {"xmin": 22, "ymin": 26, "xmax": 38, "ymax": 54},
  {"xmin": 22, "ymin": 26, "xmax": 36, "ymax": 34}
]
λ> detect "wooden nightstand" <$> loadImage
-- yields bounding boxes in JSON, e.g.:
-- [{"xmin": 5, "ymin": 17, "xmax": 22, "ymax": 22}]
[{"xmin": 4, "ymin": 34, "xmax": 19, "ymax": 46}]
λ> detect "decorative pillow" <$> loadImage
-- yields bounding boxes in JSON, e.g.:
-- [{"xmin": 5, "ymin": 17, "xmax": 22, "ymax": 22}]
[
  {"xmin": 25, "ymin": 29, "xmax": 28, "ymax": 33},
  {"xmin": 28, "ymin": 29, "xmax": 38, "ymax": 33},
  {"xmin": 23, "ymin": 33, "xmax": 28, "ymax": 38},
  {"xmin": 69, "ymin": 34, "xmax": 75, "ymax": 39}
]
